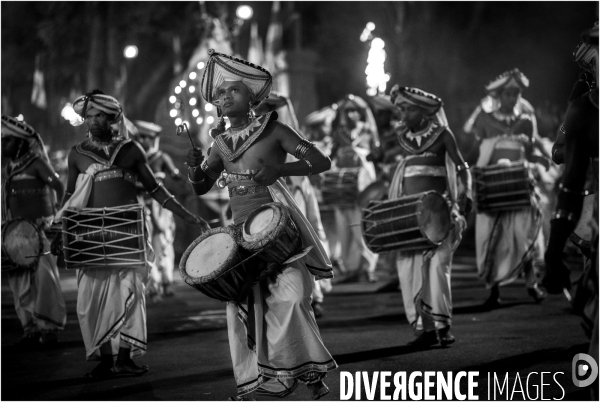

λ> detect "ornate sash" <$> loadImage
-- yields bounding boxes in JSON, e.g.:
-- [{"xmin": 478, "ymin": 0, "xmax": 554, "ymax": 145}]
[
  {"xmin": 216, "ymin": 112, "xmax": 274, "ymax": 162},
  {"xmin": 76, "ymin": 137, "xmax": 132, "ymax": 166},
  {"xmin": 480, "ymin": 112, "xmax": 530, "ymax": 137}
]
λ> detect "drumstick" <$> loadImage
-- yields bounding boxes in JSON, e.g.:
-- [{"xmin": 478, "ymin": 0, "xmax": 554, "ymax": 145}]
[
  {"xmin": 176, "ymin": 123, "xmax": 196, "ymax": 149},
  {"xmin": 25, "ymin": 251, "xmax": 51, "ymax": 258},
  {"xmin": 563, "ymin": 288, "xmax": 572, "ymax": 302}
]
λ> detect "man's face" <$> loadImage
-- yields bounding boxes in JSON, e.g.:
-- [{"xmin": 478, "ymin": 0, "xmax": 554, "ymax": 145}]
[
  {"xmin": 85, "ymin": 107, "xmax": 111, "ymax": 137},
  {"xmin": 1, "ymin": 135, "xmax": 20, "ymax": 158},
  {"xmin": 499, "ymin": 87, "xmax": 521, "ymax": 111},
  {"xmin": 343, "ymin": 101, "xmax": 361, "ymax": 127},
  {"xmin": 397, "ymin": 102, "xmax": 426, "ymax": 129},
  {"xmin": 136, "ymin": 134, "xmax": 155, "ymax": 152},
  {"xmin": 216, "ymin": 81, "xmax": 253, "ymax": 117}
]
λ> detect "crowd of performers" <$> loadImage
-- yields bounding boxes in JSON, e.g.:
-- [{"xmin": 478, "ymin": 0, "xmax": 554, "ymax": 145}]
[{"xmin": 1, "ymin": 21, "xmax": 598, "ymax": 401}]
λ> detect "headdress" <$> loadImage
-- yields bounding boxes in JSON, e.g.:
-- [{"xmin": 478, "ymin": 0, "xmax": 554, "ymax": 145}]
[
  {"xmin": 71, "ymin": 91, "xmax": 129, "ymax": 138},
  {"xmin": 134, "ymin": 120, "xmax": 163, "ymax": 138},
  {"xmin": 1, "ymin": 115, "xmax": 50, "ymax": 164},
  {"xmin": 200, "ymin": 49, "xmax": 273, "ymax": 108},
  {"xmin": 333, "ymin": 94, "xmax": 379, "ymax": 137},
  {"xmin": 484, "ymin": 69, "xmax": 529, "ymax": 95},
  {"xmin": 574, "ymin": 22, "xmax": 599, "ymax": 74},
  {"xmin": 254, "ymin": 92, "xmax": 300, "ymax": 132},
  {"xmin": 389, "ymin": 86, "xmax": 443, "ymax": 116}
]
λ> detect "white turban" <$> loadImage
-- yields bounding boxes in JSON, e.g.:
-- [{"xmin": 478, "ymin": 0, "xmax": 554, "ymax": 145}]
[
  {"xmin": 201, "ymin": 49, "xmax": 273, "ymax": 107},
  {"xmin": 72, "ymin": 92, "xmax": 129, "ymax": 138},
  {"xmin": 485, "ymin": 69, "xmax": 529, "ymax": 95},
  {"xmin": 389, "ymin": 86, "xmax": 448, "ymax": 127},
  {"xmin": 1, "ymin": 115, "xmax": 50, "ymax": 163}
]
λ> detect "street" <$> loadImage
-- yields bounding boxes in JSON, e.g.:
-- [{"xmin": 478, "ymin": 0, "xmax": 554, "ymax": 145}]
[{"xmin": 1, "ymin": 246, "xmax": 595, "ymax": 401}]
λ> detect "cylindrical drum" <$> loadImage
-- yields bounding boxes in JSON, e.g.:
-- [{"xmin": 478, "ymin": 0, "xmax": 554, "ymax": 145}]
[
  {"xmin": 472, "ymin": 161, "xmax": 533, "ymax": 213},
  {"xmin": 240, "ymin": 202, "xmax": 302, "ymax": 264},
  {"xmin": 179, "ymin": 226, "xmax": 263, "ymax": 302},
  {"xmin": 321, "ymin": 168, "xmax": 361, "ymax": 207},
  {"xmin": 362, "ymin": 190, "xmax": 451, "ymax": 253}
]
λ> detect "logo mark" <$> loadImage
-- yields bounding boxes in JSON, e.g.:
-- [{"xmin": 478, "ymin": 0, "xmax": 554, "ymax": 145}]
[{"xmin": 572, "ymin": 353, "xmax": 598, "ymax": 387}]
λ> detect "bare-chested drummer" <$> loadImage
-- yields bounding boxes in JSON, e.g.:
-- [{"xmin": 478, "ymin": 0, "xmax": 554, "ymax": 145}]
[
  {"xmin": 56, "ymin": 90, "xmax": 207, "ymax": 379},
  {"xmin": 388, "ymin": 86, "xmax": 472, "ymax": 349},
  {"xmin": 187, "ymin": 49, "xmax": 337, "ymax": 400}
]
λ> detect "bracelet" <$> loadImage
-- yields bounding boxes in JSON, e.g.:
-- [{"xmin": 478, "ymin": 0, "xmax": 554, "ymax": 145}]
[
  {"xmin": 304, "ymin": 159, "xmax": 313, "ymax": 176},
  {"xmin": 161, "ymin": 194, "xmax": 175, "ymax": 208},
  {"xmin": 147, "ymin": 182, "xmax": 163, "ymax": 195},
  {"xmin": 188, "ymin": 171, "xmax": 205, "ymax": 185},
  {"xmin": 201, "ymin": 160, "xmax": 222, "ymax": 180},
  {"xmin": 294, "ymin": 139, "xmax": 315, "ymax": 159},
  {"xmin": 456, "ymin": 162, "xmax": 469, "ymax": 173}
]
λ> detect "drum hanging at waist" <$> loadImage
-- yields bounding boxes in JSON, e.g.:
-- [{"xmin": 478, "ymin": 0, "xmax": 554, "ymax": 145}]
[
  {"xmin": 1, "ymin": 218, "xmax": 44, "ymax": 271},
  {"xmin": 361, "ymin": 190, "xmax": 451, "ymax": 253},
  {"xmin": 61, "ymin": 204, "xmax": 146, "ymax": 269},
  {"xmin": 472, "ymin": 161, "xmax": 533, "ymax": 213},
  {"xmin": 321, "ymin": 168, "xmax": 361, "ymax": 207},
  {"xmin": 179, "ymin": 226, "xmax": 266, "ymax": 302}
]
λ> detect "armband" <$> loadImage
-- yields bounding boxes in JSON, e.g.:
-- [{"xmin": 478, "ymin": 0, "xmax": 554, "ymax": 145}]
[
  {"xmin": 201, "ymin": 160, "xmax": 221, "ymax": 180},
  {"xmin": 294, "ymin": 139, "xmax": 315, "ymax": 159},
  {"xmin": 456, "ymin": 162, "xmax": 469, "ymax": 173},
  {"xmin": 188, "ymin": 171, "xmax": 205, "ymax": 185},
  {"xmin": 304, "ymin": 159, "xmax": 313, "ymax": 176}
]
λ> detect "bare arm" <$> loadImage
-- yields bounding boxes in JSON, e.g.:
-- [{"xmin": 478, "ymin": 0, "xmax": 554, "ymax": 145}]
[
  {"xmin": 62, "ymin": 147, "xmax": 81, "ymax": 206},
  {"xmin": 161, "ymin": 152, "xmax": 181, "ymax": 180},
  {"xmin": 132, "ymin": 142, "xmax": 208, "ymax": 229},
  {"xmin": 443, "ymin": 130, "xmax": 472, "ymax": 196},
  {"xmin": 254, "ymin": 123, "xmax": 331, "ymax": 185},
  {"xmin": 33, "ymin": 158, "xmax": 65, "ymax": 208}
]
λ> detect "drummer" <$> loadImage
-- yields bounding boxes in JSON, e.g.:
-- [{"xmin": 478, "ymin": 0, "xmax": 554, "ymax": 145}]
[
  {"xmin": 388, "ymin": 87, "xmax": 472, "ymax": 348},
  {"xmin": 254, "ymin": 92, "xmax": 333, "ymax": 318},
  {"xmin": 132, "ymin": 120, "xmax": 180, "ymax": 300},
  {"xmin": 329, "ymin": 94, "xmax": 380, "ymax": 282},
  {"xmin": 467, "ymin": 69, "xmax": 550, "ymax": 308},
  {"xmin": 56, "ymin": 90, "xmax": 207, "ymax": 378},
  {"xmin": 1, "ymin": 115, "xmax": 67, "ymax": 348},
  {"xmin": 187, "ymin": 49, "xmax": 337, "ymax": 400}
]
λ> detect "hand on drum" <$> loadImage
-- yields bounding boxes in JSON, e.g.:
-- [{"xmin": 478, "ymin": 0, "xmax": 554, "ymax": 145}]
[
  {"xmin": 254, "ymin": 164, "xmax": 282, "ymax": 186},
  {"xmin": 185, "ymin": 215, "xmax": 211, "ymax": 232},
  {"xmin": 186, "ymin": 147, "xmax": 204, "ymax": 169}
]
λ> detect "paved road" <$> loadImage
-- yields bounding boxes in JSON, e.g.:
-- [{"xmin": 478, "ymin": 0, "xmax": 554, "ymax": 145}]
[{"xmin": 1, "ymin": 246, "xmax": 596, "ymax": 401}]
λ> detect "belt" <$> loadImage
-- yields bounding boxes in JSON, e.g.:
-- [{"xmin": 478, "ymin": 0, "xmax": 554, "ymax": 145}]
[
  {"xmin": 228, "ymin": 185, "xmax": 269, "ymax": 197},
  {"xmin": 94, "ymin": 169, "xmax": 136, "ymax": 183}
]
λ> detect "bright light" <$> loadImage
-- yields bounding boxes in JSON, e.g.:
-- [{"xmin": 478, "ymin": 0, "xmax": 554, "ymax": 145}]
[
  {"xmin": 236, "ymin": 5, "xmax": 253, "ymax": 20},
  {"xmin": 365, "ymin": 37, "xmax": 389, "ymax": 96},
  {"xmin": 189, "ymin": 98, "xmax": 197, "ymax": 106},
  {"xmin": 189, "ymin": 72, "xmax": 197, "ymax": 80},
  {"xmin": 16, "ymin": 114, "xmax": 24, "ymax": 121},
  {"xmin": 179, "ymin": 80, "xmax": 187, "ymax": 88},
  {"xmin": 175, "ymin": 118, "xmax": 183, "ymax": 126},
  {"xmin": 183, "ymin": 120, "xmax": 190, "ymax": 128},
  {"xmin": 61, "ymin": 103, "xmax": 83, "ymax": 125},
  {"xmin": 197, "ymin": 62, "xmax": 205, "ymax": 69},
  {"xmin": 169, "ymin": 96, "xmax": 177, "ymax": 104},
  {"xmin": 366, "ymin": 22, "xmax": 375, "ymax": 31},
  {"xmin": 204, "ymin": 104, "xmax": 213, "ymax": 112},
  {"xmin": 124, "ymin": 45, "xmax": 138, "ymax": 59},
  {"xmin": 206, "ymin": 116, "xmax": 215, "ymax": 124},
  {"xmin": 196, "ymin": 117, "xmax": 204, "ymax": 125},
  {"xmin": 189, "ymin": 85, "xmax": 196, "ymax": 93},
  {"xmin": 175, "ymin": 86, "xmax": 182, "ymax": 94},
  {"xmin": 169, "ymin": 109, "xmax": 178, "ymax": 118},
  {"xmin": 192, "ymin": 109, "xmax": 200, "ymax": 117}
]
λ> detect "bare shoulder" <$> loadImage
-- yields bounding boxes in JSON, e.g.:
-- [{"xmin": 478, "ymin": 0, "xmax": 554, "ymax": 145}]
[{"xmin": 269, "ymin": 120, "xmax": 301, "ymax": 138}]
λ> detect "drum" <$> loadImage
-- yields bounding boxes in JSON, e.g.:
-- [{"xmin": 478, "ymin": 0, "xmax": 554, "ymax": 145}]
[
  {"xmin": 472, "ymin": 161, "xmax": 533, "ymax": 212},
  {"xmin": 1, "ymin": 218, "xmax": 43, "ymax": 271},
  {"xmin": 357, "ymin": 179, "xmax": 388, "ymax": 209},
  {"xmin": 240, "ymin": 202, "xmax": 302, "ymax": 264},
  {"xmin": 179, "ymin": 226, "xmax": 264, "ymax": 302},
  {"xmin": 362, "ymin": 191, "xmax": 451, "ymax": 253},
  {"xmin": 61, "ymin": 204, "xmax": 146, "ymax": 269},
  {"xmin": 321, "ymin": 168, "xmax": 361, "ymax": 207}
]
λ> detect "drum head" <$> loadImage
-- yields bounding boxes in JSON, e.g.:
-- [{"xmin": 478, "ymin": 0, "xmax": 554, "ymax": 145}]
[
  {"xmin": 418, "ymin": 192, "xmax": 451, "ymax": 243},
  {"xmin": 242, "ymin": 203, "xmax": 284, "ymax": 246},
  {"xmin": 2, "ymin": 219, "xmax": 41, "ymax": 269},
  {"xmin": 183, "ymin": 230, "xmax": 237, "ymax": 280}
]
